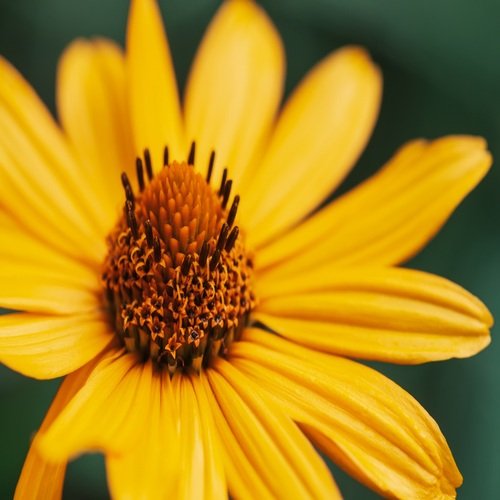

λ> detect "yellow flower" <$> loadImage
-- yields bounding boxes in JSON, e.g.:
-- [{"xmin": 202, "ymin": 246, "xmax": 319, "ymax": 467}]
[{"xmin": 0, "ymin": 0, "xmax": 492, "ymax": 498}]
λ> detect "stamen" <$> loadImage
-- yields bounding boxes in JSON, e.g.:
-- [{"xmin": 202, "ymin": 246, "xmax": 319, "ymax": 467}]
[
  {"xmin": 210, "ymin": 248, "xmax": 221, "ymax": 272},
  {"xmin": 126, "ymin": 201, "xmax": 139, "ymax": 238},
  {"xmin": 199, "ymin": 240, "xmax": 209, "ymax": 267},
  {"xmin": 206, "ymin": 150, "xmax": 215, "ymax": 184},
  {"xmin": 121, "ymin": 172, "xmax": 135, "ymax": 205},
  {"xmin": 136, "ymin": 158, "xmax": 145, "ymax": 191},
  {"xmin": 218, "ymin": 168, "xmax": 228, "ymax": 196},
  {"xmin": 216, "ymin": 223, "xmax": 229, "ymax": 252},
  {"xmin": 188, "ymin": 141, "xmax": 196, "ymax": 166},
  {"xmin": 163, "ymin": 146, "xmax": 169, "ymax": 167},
  {"xmin": 153, "ymin": 236, "xmax": 162, "ymax": 262},
  {"xmin": 225, "ymin": 226, "xmax": 239, "ymax": 251},
  {"xmin": 227, "ymin": 195, "xmax": 240, "ymax": 227},
  {"xmin": 143, "ymin": 149, "xmax": 153, "ymax": 181},
  {"xmin": 144, "ymin": 219, "xmax": 154, "ymax": 247},
  {"xmin": 181, "ymin": 254, "xmax": 192, "ymax": 276},
  {"xmin": 221, "ymin": 180, "xmax": 233, "ymax": 209}
]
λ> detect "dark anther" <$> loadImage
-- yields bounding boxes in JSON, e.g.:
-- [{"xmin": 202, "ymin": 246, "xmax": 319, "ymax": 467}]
[
  {"xmin": 163, "ymin": 146, "xmax": 169, "ymax": 167},
  {"xmin": 188, "ymin": 141, "xmax": 196, "ymax": 166},
  {"xmin": 221, "ymin": 180, "xmax": 233, "ymax": 209},
  {"xmin": 218, "ymin": 168, "xmax": 228, "ymax": 196},
  {"xmin": 206, "ymin": 150, "xmax": 215, "ymax": 183},
  {"xmin": 153, "ymin": 236, "xmax": 162, "ymax": 262},
  {"xmin": 143, "ymin": 148, "xmax": 154, "ymax": 181},
  {"xmin": 225, "ymin": 226, "xmax": 239, "ymax": 251},
  {"xmin": 136, "ymin": 158, "xmax": 145, "ymax": 191},
  {"xmin": 216, "ymin": 223, "xmax": 229, "ymax": 252},
  {"xmin": 121, "ymin": 172, "xmax": 135, "ymax": 205},
  {"xmin": 144, "ymin": 219, "xmax": 154, "ymax": 247},
  {"xmin": 227, "ymin": 195, "xmax": 240, "ymax": 227},
  {"xmin": 181, "ymin": 254, "xmax": 192, "ymax": 276},
  {"xmin": 199, "ymin": 241, "xmax": 209, "ymax": 268},
  {"xmin": 189, "ymin": 329, "xmax": 200, "ymax": 341},
  {"xmin": 210, "ymin": 248, "xmax": 221, "ymax": 272},
  {"xmin": 126, "ymin": 201, "xmax": 139, "ymax": 239}
]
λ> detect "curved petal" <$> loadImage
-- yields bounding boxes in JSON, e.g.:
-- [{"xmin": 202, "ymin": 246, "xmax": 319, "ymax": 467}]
[
  {"xmin": 231, "ymin": 330, "xmax": 462, "ymax": 499},
  {"xmin": 0, "ymin": 266, "xmax": 100, "ymax": 314},
  {"xmin": 173, "ymin": 374, "xmax": 226, "ymax": 499},
  {"xmin": 184, "ymin": 0, "xmax": 285, "ymax": 193},
  {"xmin": 209, "ymin": 358, "xmax": 340, "ymax": 499},
  {"xmin": 0, "ymin": 214, "xmax": 100, "ymax": 313},
  {"xmin": 37, "ymin": 350, "xmax": 158, "ymax": 461},
  {"xmin": 0, "ymin": 210, "xmax": 99, "ymax": 284},
  {"xmin": 126, "ymin": 0, "xmax": 183, "ymax": 167},
  {"xmin": 0, "ymin": 57, "xmax": 107, "ymax": 262},
  {"xmin": 256, "ymin": 136, "xmax": 491, "ymax": 272},
  {"xmin": 241, "ymin": 46, "xmax": 381, "ymax": 247},
  {"xmin": 254, "ymin": 266, "xmax": 492, "ymax": 363},
  {"xmin": 0, "ymin": 312, "xmax": 112, "ymax": 379},
  {"xmin": 15, "ymin": 356, "xmax": 99, "ymax": 499},
  {"xmin": 57, "ymin": 38, "xmax": 135, "ymax": 226},
  {"xmin": 200, "ymin": 373, "xmax": 274, "ymax": 498},
  {"xmin": 106, "ymin": 368, "xmax": 180, "ymax": 500}
]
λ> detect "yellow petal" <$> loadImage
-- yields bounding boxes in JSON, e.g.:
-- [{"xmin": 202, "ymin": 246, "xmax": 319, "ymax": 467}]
[
  {"xmin": 256, "ymin": 136, "xmax": 491, "ymax": 271},
  {"xmin": 0, "ymin": 312, "xmax": 111, "ymax": 379},
  {"xmin": 232, "ymin": 330, "xmax": 462, "ymax": 499},
  {"xmin": 0, "ymin": 265, "xmax": 100, "ymax": 314},
  {"xmin": 184, "ymin": 0, "xmax": 284, "ymax": 193},
  {"xmin": 15, "ymin": 447, "xmax": 65, "ymax": 500},
  {"xmin": 126, "ymin": 0, "xmax": 183, "ymax": 167},
  {"xmin": 0, "ymin": 57, "xmax": 108, "ymax": 262},
  {"xmin": 200, "ymin": 373, "xmax": 273, "ymax": 498},
  {"xmin": 57, "ymin": 38, "xmax": 135, "ymax": 227},
  {"xmin": 106, "ymin": 369, "xmax": 180, "ymax": 500},
  {"xmin": 37, "ymin": 350, "xmax": 158, "ymax": 460},
  {"xmin": 0, "ymin": 210, "xmax": 99, "ymax": 285},
  {"xmin": 15, "ymin": 356, "xmax": 98, "ymax": 499},
  {"xmin": 209, "ymin": 359, "xmax": 341, "ymax": 499},
  {"xmin": 241, "ymin": 46, "xmax": 381, "ymax": 247},
  {"xmin": 173, "ymin": 374, "xmax": 226, "ymax": 500},
  {"xmin": 254, "ymin": 266, "xmax": 492, "ymax": 363}
]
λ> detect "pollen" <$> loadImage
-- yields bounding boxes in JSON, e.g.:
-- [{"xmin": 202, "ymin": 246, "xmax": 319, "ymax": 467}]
[{"xmin": 102, "ymin": 143, "xmax": 256, "ymax": 373}]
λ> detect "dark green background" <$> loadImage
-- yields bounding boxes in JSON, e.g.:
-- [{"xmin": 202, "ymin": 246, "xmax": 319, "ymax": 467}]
[{"xmin": 1, "ymin": 1, "xmax": 499, "ymax": 498}]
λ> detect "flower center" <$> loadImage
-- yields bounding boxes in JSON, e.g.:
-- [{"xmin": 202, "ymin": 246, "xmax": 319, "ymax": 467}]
[{"xmin": 101, "ymin": 144, "xmax": 256, "ymax": 373}]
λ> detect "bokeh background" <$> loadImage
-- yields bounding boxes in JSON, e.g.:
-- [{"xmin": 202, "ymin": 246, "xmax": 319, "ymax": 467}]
[{"xmin": 0, "ymin": 0, "xmax": 499, "ymax": 498}]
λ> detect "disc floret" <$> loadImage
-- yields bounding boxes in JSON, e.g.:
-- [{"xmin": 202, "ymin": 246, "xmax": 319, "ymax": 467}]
[{"xmin": 102, "ymin": 145, "xmax": 255, "ymax": 373}]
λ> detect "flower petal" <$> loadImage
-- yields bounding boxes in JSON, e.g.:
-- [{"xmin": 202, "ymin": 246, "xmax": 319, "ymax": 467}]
[
  {"xmin": 15, "ymin": 356, "xmax": 98, "ymax": 499},
  {"xmin": 106, "ymin": 368, "xmax": 180, "ymax": 500},
  {"xmin": 57, "ymin": 38, "xmax": 135, "ymax": 227},
  {"xmin": 0, "ymin": 57, "xmax": 108, "ymax": 262},
  {"xmin": 231, "ymin": 330, "xmax": 462, "ymax": 499},
  {"xmin": 0, "ymin": 210, "xmax": 99, "ymax": 285},
  {"xmin": 184, "ymin": 0, "xmax": 284, "ymax": 192},
  {"xmin": 241, "ymin": 46, "xmax": 381, "ymax": 247},
  {"xmin": 254, "ymin": 266, "xmax": 492, "ymax": 363},
  {"xmin": 208, "ymin": 358, "xmax": 341, "ymax": 499},
  {"xmin": 173, "ymin": 374, "xmax": 226, "ymax": 499},
  {"xmin": 0, "ymin": 312, "xmax": 112, "ymax": 379},
  {"xmin": 37, "ymin": 350, "xmax": 158, "ymax": 460},
  {"xmin": 126, "ymin": 0, "xmax": 183, "ymax": 167},
  {"xmin": 0, "ymin": 265, "xmax": 100, "ymax": 314},
  {"xmin": 200, "ymin": 373, "xmax": 273, "ymax": 498},
  {"xmin": 256, "ymin": 136, "xmax": 491, "ymax": 271}
]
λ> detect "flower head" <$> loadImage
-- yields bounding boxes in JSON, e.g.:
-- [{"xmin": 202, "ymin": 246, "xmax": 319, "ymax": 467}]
[{"xmin": 0, "ymin": 0, "xmax": 492, "ymax": 498}]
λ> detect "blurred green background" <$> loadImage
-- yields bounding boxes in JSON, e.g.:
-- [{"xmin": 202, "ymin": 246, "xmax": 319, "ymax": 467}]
[{"xmin": 0, "ymin": 0, "xmax": 499, "ymax": 498}]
